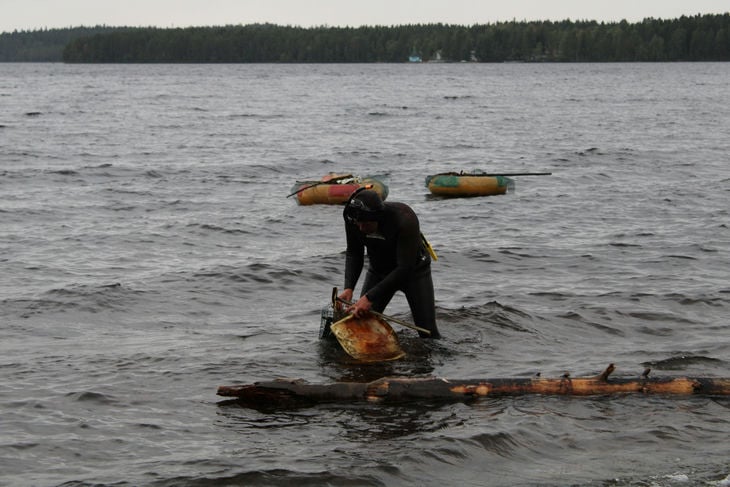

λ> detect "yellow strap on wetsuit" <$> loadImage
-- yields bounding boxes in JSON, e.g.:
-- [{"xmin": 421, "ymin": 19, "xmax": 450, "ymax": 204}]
[{"xmin": 421, "ymin": 233, "xmax": 438, "ymax": 261}]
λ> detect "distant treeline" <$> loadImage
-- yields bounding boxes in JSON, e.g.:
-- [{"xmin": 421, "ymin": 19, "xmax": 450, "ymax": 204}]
[
  {"xmin": 2, "ymin": 14, "xmax": 729, "ymax": 63},
  {"xmin": 0, "ymin": 26, "xmax": 126, "ymax": 61}
]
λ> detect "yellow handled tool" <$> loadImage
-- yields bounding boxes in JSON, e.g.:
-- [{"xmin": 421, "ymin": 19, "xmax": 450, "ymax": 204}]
[{"xmin": 421, "ymin": 233, "xmax": 438, "ymax": 261}]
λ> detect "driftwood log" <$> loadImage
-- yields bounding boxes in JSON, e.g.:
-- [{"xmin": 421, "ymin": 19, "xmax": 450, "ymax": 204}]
[{"xmin": 217, "ymin": 364, "xmax": 730, "ymax": 408}]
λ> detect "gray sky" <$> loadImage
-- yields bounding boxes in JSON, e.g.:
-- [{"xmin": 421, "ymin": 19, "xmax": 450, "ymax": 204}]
[{"xmin": 2, "ymin": 0, "xmax": 729, "ymax": 33}]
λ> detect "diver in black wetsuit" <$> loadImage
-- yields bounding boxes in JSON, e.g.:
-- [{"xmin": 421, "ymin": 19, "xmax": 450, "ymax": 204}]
[{"xmin": 338, "ymin": 188, "xmax": 440, "ymax": 338}]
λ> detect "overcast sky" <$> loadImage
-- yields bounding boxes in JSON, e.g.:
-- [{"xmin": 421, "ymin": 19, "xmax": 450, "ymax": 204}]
[{"xmin": 2, "ymin": 0, "xmax": 729, "ymax": 33}]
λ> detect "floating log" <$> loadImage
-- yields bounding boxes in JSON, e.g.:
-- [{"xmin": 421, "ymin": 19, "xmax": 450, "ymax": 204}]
[{"xmin": 217, "ymin": 364, "xmax": 730, "ymax": 409}]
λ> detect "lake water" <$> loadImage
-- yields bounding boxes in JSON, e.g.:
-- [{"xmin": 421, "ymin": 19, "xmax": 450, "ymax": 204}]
[{"xmin": 1, "ymin": 62, "xmax": 729, "ymax": 486}]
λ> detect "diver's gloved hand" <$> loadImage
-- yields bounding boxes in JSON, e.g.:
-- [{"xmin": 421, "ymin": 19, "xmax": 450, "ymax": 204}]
[
  {"xmin": 347, "ymin": 294, "xmax": 372, "ymax": 318},
  {"xmin": 336, "ymin": 289, "xmax": 354, "ymax": 311}
]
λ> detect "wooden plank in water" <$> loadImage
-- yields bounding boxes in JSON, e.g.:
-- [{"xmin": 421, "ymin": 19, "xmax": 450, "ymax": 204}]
[{"xmin": 217, "ymin": 364, "xmax": 730, "ymax": 408}]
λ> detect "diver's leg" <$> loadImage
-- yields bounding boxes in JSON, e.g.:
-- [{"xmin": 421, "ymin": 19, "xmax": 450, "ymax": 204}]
[{"xmin": 403, "ymin": 266, "xmax": 440, "ymax": 338}]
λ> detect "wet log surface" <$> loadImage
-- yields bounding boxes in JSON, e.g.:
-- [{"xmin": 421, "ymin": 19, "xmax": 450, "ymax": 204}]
[{"xmin": 217, "ymin": 364, "xmax": 730, "ymax": 409}]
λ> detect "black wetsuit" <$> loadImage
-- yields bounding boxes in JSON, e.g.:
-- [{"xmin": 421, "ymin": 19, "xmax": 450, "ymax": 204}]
[{"xmin": 343, "ymin": 201, "xmax": 440, "ymax": 338}]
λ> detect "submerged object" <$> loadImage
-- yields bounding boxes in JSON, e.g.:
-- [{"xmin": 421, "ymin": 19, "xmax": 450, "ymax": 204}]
[
  {"xmin": 330, "ymin": 313, "xmax": 406, "ymax": 362},
  {"xmin": 290, "ymin": 173, "xmax": 389, "ymax": 205},
  {"xmin": 425, "ymin": 171, "xmax": 514, "ymax": 197},
  {"xmin": 218, "ymin": 364, "xmax": 730, "ymax": 409},
  {"xmin": 320, "ymin": 287, "xmax": 425, "ymax": 361}
]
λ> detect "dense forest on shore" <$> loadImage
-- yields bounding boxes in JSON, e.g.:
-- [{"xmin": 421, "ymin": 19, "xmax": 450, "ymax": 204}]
[
  {"xmin": 0, "ymin": 26, "xmax": 124, "ymax": 61},
  {"xmin": 2, "ymin": 14, "xmax": 729, "ymax": 63}
]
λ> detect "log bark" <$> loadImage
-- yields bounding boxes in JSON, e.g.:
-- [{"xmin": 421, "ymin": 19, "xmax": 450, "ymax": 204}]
[{"xmin": 217, "ymin": 364, "xmax": 730, "ymax": 408}]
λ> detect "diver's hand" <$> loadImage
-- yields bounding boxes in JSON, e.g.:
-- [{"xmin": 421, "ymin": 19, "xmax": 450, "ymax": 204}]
[
  {"xmin": 337, "ymin": 289, "xmax": 354, "ymax": 311},
  {"xmin": 348, "ymin": 295, "xmax": 372, "ymax": 318}
]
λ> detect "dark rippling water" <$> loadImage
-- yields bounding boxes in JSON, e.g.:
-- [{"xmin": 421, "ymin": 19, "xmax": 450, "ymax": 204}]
[{"xmin": 1, "ymin": 62, "xmax": 729, "ymax": 486}]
